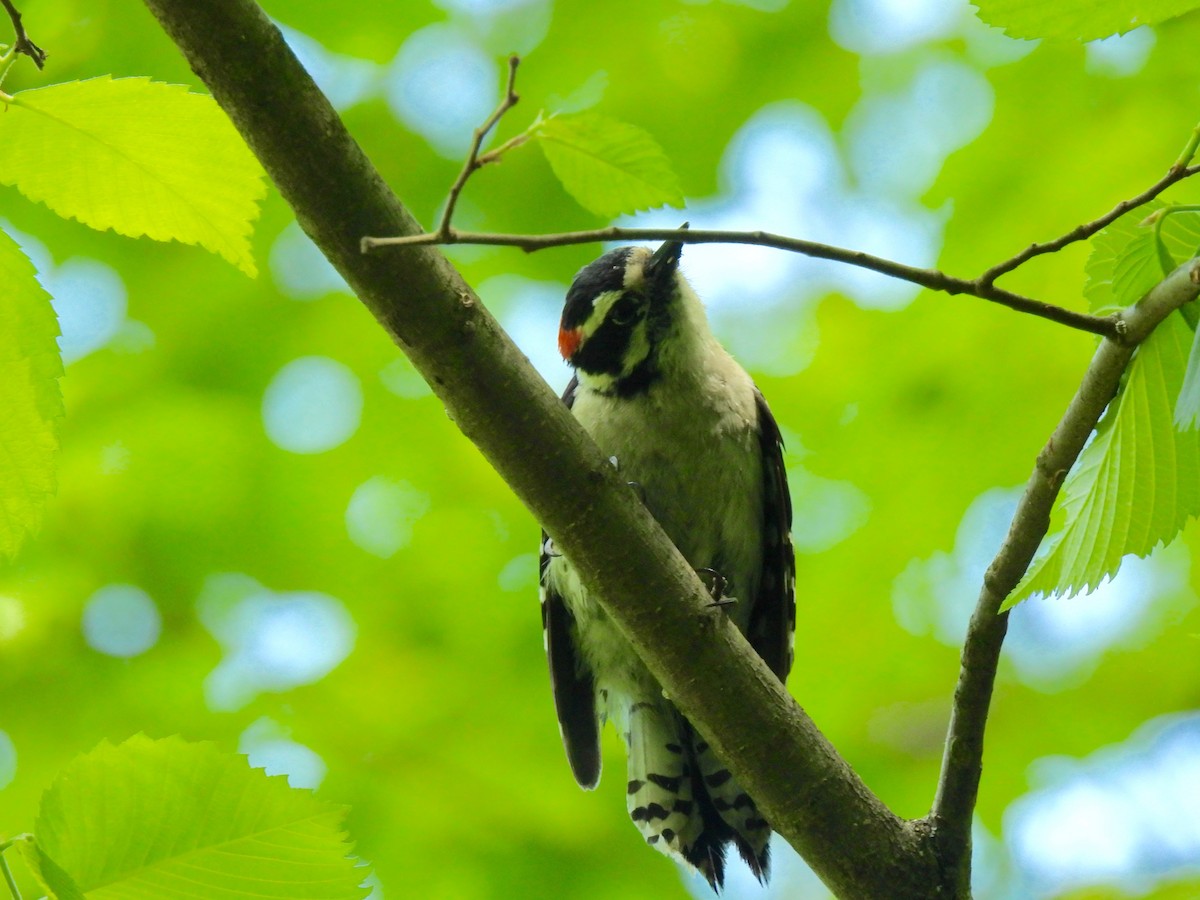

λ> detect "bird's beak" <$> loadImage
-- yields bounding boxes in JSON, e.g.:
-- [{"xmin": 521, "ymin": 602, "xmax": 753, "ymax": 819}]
[
  {"xmin": 559, "ymin": 326, "xmax": 583, "ymax": 360},
  {"xmin": 646, "ymin": 225, "xmax": 687, "ymax": 288}
]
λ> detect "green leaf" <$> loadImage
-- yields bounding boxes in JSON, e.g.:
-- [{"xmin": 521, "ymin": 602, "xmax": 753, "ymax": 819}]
[
  {"xmin": 1166, "ymin": 209, "xmax": 1200, "ymax": 425},
  {"xmin": 36, "ymin": 735, "xmax": 369, "ymax": 899},
  {"xmin": 535, "ymin": 112, "xmax": 684, "ymax": 217},
  {"xmin": 1154, "ymin": 229, "xmax": 1178, "ymax": 279},
  {"xmin": 1158, "ymin": 209, "xmax": 1200, "ymax": 264},
  {"xmin": 1008, "ymin": 312, "xmax": 1200, "ymax": 607},
  {"xmin": 1177, "ymin": 317, "xmax": 1200, "ymax": 427},
  {"xmin": 0, "ymin": 77, "xmax": 265, "ymax": 276},
  {"xmin": 13, "ymin": 834, "xmax": 86, "ymax": 900},
  {"xmin": 1083, "ymin": 202, "xmax": 1200, "ymax": 313},
  {"xmin": 973, "ymin": 0, "xmax": 1200, "ymax": 40},
  {"xmin": 0, "ymin": 228, "xmax": 62, "ymax": 561}
]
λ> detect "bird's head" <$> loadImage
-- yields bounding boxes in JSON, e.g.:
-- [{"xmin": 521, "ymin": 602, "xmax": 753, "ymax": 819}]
[{"xmin": 558, "ymin": 238, "xmax": 685, "ymax": 395}]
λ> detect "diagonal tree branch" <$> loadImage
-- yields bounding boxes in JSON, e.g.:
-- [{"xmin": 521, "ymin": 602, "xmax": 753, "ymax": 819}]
[
  {"xmin": 926, "ymin": 258, "xmax": 1200, "ymax": 890},
  {"xmin": 140, "ymin": 1, "xmax": 943, "ymax": 896}
]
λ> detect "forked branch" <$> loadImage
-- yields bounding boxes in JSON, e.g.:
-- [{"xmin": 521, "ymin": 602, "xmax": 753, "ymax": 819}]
[
  {"xmin": 927, "ymin": 258, "xmax": 1200, "ymax": 888},
  {"xmin": 436, "ymin": 54, "xmax": 521, "ymax": 238},
  {"xmin": 0, "ymin": 0, "xmax": 44, "ymax": 68}
]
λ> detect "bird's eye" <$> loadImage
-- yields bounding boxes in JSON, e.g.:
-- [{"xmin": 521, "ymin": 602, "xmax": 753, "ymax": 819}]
[{"xmin": 610, "ymin": 295, "xmax": 639, "ymax": 326}]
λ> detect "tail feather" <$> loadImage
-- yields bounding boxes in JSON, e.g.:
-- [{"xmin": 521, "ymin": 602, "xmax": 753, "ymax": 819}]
[
  {"xmin": 687, "ymin": 724, "xmax": 772, "ymax": 886},
  {"xmin": 683, "ymin": 830, "xmax": 728, "ymax": 893},
  {"xmin": 623, "ymin": 700, "xmax": 772, "ymax": 892},
  {"xmin": 624, "ymin": 699, "xmax": 704, "ymax": 868}
]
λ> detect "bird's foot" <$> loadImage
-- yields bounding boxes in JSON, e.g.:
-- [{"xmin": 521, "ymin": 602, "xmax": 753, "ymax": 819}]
[
  {"xmin": 696, "ymin": 568, "xmax": 736, "ymax": 608},
  {"xmin": 609, "ymin": 456, "xmax": 647, "ymax": 501}
]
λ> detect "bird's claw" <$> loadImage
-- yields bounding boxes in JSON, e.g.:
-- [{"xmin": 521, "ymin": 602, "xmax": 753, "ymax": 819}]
[{"xmin": 696, "ymin": 567, "xmax": 735, "ymax": 608}]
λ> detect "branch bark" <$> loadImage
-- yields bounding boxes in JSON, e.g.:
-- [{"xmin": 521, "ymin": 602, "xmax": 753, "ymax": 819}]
[
  {"xmin": 140, "ymin": 1, "xmax": 942, "ymax": 896},
  {"xmin": 926, "ymin": 259, "xmax": 1200, "ymax": 890}
]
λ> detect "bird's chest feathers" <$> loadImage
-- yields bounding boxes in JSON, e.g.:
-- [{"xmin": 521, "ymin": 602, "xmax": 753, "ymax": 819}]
[{"xmin": 570, "ymin": 368, "xmax": 763, "ymax": 572}]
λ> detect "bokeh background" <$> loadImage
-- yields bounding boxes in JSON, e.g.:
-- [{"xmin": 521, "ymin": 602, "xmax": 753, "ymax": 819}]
[{"xmin": 3, "ymin": 1, "xmax": 1200, "ymax": 897}]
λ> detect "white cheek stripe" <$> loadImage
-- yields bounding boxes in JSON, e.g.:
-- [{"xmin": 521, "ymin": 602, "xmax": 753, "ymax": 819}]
[
  {"xmin": 584, "ymin": 290, "xmax": 622, "ymax": 338},
  {"xmin": 621, "ymin": 321, "xmax": 651, "ymax": 376}
]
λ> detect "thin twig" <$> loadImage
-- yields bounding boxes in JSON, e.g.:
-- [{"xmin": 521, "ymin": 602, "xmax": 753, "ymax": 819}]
[
  {"xmin": 363, "ymin": 225, "xmax": 1121, "ymax": 338},
  {"xmin": 926, "ymin": 258, "xmax": 1200, "ymax": 888},
  {"xmin": 979, "ymin": 128, "xmax": 1200, "ymax": 287},
  {"xmin": 436, "ymin": 54, "xmax": 520, "ymax": 238},
  {"xmin": 0, "ymin": 847, "xmax": 21, "ymax": 900},
  {"xmin": 0, "ymin": 0, "xmax": 44, "ymax": 69}
]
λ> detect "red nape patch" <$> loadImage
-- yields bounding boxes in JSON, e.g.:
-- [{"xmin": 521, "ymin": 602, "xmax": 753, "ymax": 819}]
[{"xmin": 558, "ymin": 327, "xmax": 582, "ymax": 360}]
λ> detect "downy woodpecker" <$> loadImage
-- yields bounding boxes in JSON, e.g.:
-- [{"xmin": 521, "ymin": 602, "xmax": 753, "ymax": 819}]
[{"xmin": 540, "ymin": 239, "xmax": 795, "ymax": 890}]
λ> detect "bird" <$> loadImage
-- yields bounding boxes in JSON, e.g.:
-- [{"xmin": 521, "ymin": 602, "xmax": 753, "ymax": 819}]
[{"xmin": 539, "ymin": 237, "xmax": 795, "ymax": 891}]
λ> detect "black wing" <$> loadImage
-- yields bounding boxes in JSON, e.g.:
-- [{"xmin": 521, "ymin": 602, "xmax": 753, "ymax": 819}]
[
  {"xmin": 541, "ymin": 374, "xmax": 601, "ymax": 788},
  {"xmin": 746, "ymin": 389, "xmax": 795, "ymax": 682}
]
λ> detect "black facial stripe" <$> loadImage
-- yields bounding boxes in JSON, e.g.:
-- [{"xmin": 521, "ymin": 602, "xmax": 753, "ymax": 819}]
[
  {"xmin": 608, "ymin": 355, "xmax": 660, "ymax": 397},
  {"xmin": 571, "ymin": 315, "xmax": 636, "ymax": 376},
  {"xmin": 561, "ymin": 248, "xmax": 634, "ymax": 331}
]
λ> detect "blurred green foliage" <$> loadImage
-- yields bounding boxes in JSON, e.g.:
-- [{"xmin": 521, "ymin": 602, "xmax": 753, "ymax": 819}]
[{"xmin": 3, "ymin": 1, "xmax": 1200, "ymax": 898}]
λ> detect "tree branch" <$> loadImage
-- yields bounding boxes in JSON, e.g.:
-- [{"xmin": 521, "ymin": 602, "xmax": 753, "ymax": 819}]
[
  {"xmin": 364, "ymin": 96, "xmax": 1200, "ymax": 342},
  {"xmin": 365, "ymin": 226, "xmax": 1120, "ymax": 338},
  {"xmin": 436, "ymin": 54, "xmax": 520, "ymax": 238},
  {"xmin": 140, "ymin": 1, "xmax": 943, "ymax": 895},
  {"xmin": 927, "ymin": 258, "xmax": 1200, "ymax": 889},
  {"xmin": 0, "ymin": 0, "xmax": 44, "ymax": 69}
]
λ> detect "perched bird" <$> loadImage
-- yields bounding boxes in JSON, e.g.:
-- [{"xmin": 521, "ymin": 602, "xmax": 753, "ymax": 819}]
[{"xmin": 539, "ymin": 238, "xmax": 795, "ymax": 890}]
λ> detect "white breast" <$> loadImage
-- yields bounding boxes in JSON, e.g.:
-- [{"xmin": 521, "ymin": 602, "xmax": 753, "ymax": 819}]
[{"xmin": 547, "ymin": 343, "xmax": 766, "ymax": 700}]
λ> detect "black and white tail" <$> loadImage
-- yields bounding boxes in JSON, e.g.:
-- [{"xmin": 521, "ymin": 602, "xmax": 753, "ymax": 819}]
[{"xmin": 623, "ymin": 696, "xmax": 770, "ymax": 892}]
